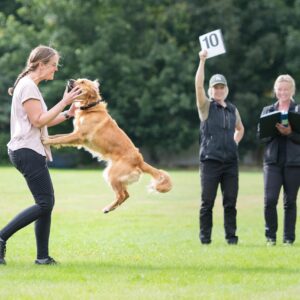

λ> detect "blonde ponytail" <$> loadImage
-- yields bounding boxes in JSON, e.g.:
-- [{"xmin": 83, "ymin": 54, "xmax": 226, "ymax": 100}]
[{"xmin": 8, "ymin": 69, "xmax": 31, "ymax": 96}]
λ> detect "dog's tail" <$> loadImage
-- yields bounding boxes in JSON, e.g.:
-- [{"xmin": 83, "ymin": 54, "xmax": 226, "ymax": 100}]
[{"xmin": 140, "ymin": 162, "xmax": 172, "ymax": 193}]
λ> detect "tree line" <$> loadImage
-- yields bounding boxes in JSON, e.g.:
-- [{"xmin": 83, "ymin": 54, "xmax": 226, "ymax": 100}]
[{"xmin": 0, "ymin": 0, "xmax": 299, "ymax": 165}]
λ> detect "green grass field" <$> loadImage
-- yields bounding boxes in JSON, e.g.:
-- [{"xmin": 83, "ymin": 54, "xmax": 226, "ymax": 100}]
[{"xmin": 0, "ymin": 166, "xmax": 300, "ymax": 299}]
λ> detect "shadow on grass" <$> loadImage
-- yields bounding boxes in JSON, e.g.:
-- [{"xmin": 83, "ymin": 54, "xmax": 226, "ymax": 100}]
[{"xmin": 1, "ymin": 260, "xmax": 298, "ymax": 277}]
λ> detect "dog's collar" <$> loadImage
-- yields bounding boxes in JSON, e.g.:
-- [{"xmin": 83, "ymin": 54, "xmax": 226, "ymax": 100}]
[{"xmin": 80, "ymin": 99, "xmax": 101, "ymax": 110}]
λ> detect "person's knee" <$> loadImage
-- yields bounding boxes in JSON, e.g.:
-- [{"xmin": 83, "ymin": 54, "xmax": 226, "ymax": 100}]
[
  {"xmin": 264, "ymin": 198, "xmax": 277, "ymax": 208},
  {"xmin": 284, "ymin": 200, "xmax": 296, "ymax": 210},
  {"xmin": 224, "ymin": 203, "xmax": 236, "ymax": 210},
  {"xmin": 36, "ymin": 194, "xmax": 55, "ymax": 213},
  {"xmin": 201, "ymin": 200, "xmax": 214, "ymax": 211}
]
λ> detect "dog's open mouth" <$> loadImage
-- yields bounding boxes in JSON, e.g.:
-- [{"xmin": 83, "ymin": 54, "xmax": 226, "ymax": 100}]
[{"xmin": 67, "ymin": 79, "xmax": 76, "ymax": 92}]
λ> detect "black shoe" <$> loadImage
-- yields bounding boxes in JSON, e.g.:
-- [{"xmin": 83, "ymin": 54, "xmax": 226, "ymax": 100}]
[
  {"xmin": 227, "ymin": 238, "xmax": 238, "ymax": 245},
  {"xmin": 266, "ymin": 238, "xmax": 276, "ymax": 246},
  {"xmin": 201, "ymin": 240, "xmax": 211, "ymax": 245},
  {"xmin": 35, "ymin": 256, "xmax": 58, "ymax": 265},
  {"xmin": 283, "ymin": 240, "xmax": 294, "ymax": 246},
  {"xmin": 0, "ymin": 239, "xmax": 6, "ymax": 265}
]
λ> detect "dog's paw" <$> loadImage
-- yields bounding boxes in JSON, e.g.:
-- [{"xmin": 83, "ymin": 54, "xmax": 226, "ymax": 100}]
[
  {"xmin": 102, "ymin": 207, "xmax": 110, "ymax": 214},
  {"xmin": 42, "ymin": 138, "xmax": 50, "ymax": 145}
]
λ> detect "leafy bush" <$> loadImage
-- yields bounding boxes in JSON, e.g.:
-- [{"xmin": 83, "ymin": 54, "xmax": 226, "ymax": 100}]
[{"xmin": 0, "ymin": 132, "xmax": 10, "ymax": 164}]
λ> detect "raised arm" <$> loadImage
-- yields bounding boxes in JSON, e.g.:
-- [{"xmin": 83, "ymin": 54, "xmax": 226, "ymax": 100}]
[{"xmin": 195, "ymin": 50, "xmax": 208, "ymax": 109}]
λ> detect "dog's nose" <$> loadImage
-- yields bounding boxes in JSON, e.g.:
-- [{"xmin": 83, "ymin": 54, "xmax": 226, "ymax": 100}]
[{"xmin": 67, "ymin": 79, "xmax": 76, "ymax": 92}]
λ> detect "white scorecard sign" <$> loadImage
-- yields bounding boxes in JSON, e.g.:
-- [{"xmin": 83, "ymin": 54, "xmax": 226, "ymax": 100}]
[{"xmin": 199, "ymin": 29, "xmax": 226, "ymax": 58}]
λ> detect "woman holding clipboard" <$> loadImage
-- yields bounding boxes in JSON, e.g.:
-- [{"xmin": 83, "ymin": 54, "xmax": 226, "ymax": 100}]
[{"xmin": 259, "ymin": 74, "xmax": 300, "ymax": 246}]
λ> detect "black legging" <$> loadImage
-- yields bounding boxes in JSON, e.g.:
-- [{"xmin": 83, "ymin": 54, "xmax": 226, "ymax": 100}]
[
  {"xmin": 0, "ymin": 148, "xmax": 54, "ymax": 259},
  {"xmin": 264, "ymin": 164, "xmax": 300, "ymax": 242},
  {"xmin": 199, "ymin": 159, "xmax": 239, "ymax": 243}
]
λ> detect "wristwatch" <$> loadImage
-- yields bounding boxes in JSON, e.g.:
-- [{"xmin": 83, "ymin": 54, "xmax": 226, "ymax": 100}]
[{"xmin": 63, "ymin": 111, "xmax": 71, "ymax": 119}]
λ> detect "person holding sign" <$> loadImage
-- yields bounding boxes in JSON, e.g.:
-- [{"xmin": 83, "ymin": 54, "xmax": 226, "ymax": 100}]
[
  {"xmin": 195, "ymin": 50, "xmax": 244, "ymax": 245},
  {"xmin": 259, "ymin": 74, "xmax": 300, "ymax": 246}
]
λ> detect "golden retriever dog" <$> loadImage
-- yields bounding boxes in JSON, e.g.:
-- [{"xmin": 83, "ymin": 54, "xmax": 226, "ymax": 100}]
[{"xmin": 43, "ymin": 79, "xmax": 172, "ymax": 213}]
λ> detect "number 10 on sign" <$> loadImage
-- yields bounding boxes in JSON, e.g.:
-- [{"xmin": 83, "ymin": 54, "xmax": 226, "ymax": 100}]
[{"xmin": 199, "ymin": 29, "xmax": 226, "ymax": 59}]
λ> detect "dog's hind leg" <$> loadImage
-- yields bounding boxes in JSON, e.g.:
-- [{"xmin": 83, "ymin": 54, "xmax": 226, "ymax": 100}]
[{"xmin": 102, "ymin": 180, "xmax": 129, "ymax": 213}]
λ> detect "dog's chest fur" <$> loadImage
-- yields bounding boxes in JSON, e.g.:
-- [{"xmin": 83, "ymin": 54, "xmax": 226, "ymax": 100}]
[{"xmin": 73, "ymin": 109, "xmax": 110, "ymax": 160}]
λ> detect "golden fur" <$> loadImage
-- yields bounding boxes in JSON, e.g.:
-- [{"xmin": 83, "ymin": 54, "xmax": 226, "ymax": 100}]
[{"xmin": 43, "ymin": 79, "xmax": 172, "ymax": 213}]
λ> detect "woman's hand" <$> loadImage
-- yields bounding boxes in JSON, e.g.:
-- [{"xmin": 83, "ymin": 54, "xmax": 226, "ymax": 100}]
[
  {"xmin": 199, "ymin": 49, "xmax": 208, "ymax": 61},
  {"xmin": 61, "ymin": 85, "xmax": 83, "ymax": 106},
  {"xmin": 276, "ymin": 123, "xmax": 292, "ymax": 135}
]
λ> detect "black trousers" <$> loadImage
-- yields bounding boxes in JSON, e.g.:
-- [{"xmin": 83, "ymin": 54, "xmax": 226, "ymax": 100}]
[
  {"xmin": 264, "ymin": 164, "xmax": 300, "ymax": 242},
  {"xmin": 199, "ymin": 159, "xmax": 238, "ymax": 243},
  {"xmin": 0, "ymin": 148, "xmax": 54, "ymax": 259}
]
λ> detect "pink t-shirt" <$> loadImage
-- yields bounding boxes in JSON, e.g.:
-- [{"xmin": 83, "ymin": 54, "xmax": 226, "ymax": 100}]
[{"xmin": 7, "ymin": 76, "xmax": 52, "ymax": 161}]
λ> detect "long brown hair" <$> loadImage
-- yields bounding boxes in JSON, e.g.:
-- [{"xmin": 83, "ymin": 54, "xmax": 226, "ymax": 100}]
[{"xmin": 8, "ymin": 45, "xmax": 59, "ymax": 96}]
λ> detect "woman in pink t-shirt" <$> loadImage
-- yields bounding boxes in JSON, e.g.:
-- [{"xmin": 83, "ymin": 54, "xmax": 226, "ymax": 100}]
[{"xmin": 0, "ymin": 45, "xmax": 83, "ymax": 265}]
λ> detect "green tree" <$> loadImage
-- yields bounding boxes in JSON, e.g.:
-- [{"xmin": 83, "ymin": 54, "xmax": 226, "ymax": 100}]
[{"xmin": 1, "ymin": 0, "xmax": 300, "ymax": 165}]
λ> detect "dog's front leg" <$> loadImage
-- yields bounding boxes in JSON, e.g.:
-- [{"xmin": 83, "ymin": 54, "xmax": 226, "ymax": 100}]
[
  {"xmin": 43, "ymin": 132, "xmax": 83, "ymax": 147},
  {"xmin": 46, "ymin": 133, "xmax": 71, "ymax": 139}
]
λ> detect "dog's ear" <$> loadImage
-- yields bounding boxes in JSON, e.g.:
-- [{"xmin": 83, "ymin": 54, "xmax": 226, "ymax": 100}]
[{"xmin": 93, "ymin": 80, "xmax": 100, "ymax": 90}]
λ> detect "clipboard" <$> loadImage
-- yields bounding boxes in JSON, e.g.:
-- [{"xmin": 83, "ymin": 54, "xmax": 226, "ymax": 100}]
[
  {"xmin": 259, "ymin": 111, "xmax": 300, "ymax": 138},
  {"xmin": 288, "ymin": 111, "xmax": 300, "ymax": 133},
  {"xmin": 258, "ymin": 111, "xmax": 281, "ymax": 139}
]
